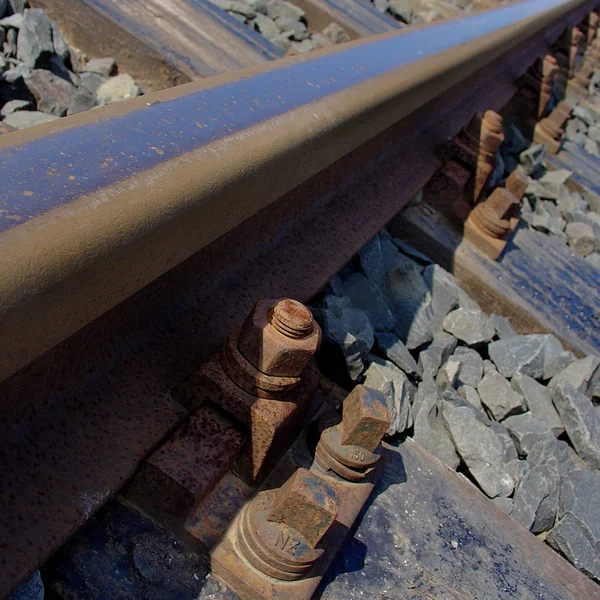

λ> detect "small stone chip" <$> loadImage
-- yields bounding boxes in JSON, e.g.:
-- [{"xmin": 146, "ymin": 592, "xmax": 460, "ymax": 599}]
[
  {"xmin": 552, "ymin": 381, "xmax": 600, "ymax": 469},
  {"xmin": 511, "ymin": 374, "xmax": 564, "ymax": 436},
  {"xmin": 442, "ymin": 308, "xmax": 494, "ymax": 346},
  {"xmin": 96, "ymin": 73, "xmax": 141, "ymax": 105},
  {"xmin": 478, "ymin": 371, "xmax": 526, "ymax": 421},
  {"xmin": 565, "ymin": 222, "xmax": 596, "ymax": 257},
  {"xmin": 502, "ymin": 412, "xmax": 554, "ymax": 457}
]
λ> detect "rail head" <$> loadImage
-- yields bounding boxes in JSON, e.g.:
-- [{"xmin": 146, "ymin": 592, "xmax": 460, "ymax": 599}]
[{"xmin": 0, "ymin": 0, "xmax": 594, "ymax": 382}]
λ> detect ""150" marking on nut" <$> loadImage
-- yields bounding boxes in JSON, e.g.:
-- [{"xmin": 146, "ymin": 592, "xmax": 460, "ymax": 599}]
[{"xmin": 352, "ymin": 450, "xmax": 366, "ymax": 462}]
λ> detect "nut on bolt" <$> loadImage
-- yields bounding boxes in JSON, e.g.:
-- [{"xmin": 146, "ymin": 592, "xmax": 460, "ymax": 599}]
[
  {"xmin": 267, "ymin": 468, "xmax": 339, "ymax": 548},
  {"xmin": 341, "ymin": 385, "xmax": 391, "ymax": 452},
  {"xmin": 239, "ymin": 298, "xmax": 321, "ymax": 378},
  {"xmin": 220, "ymin": 298, "xmax": 321, "ymax": 399},
  {"xmin": 314, "ymin": 385, "xmax": 390, "ymax": 482},
  {"xmin": 236, "ymin": 468, "xmax": 339, "ymax": 580}
]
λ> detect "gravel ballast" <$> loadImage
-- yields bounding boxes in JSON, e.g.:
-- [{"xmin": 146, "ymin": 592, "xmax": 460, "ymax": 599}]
[
  {"xmin": 311, "ymin": 228, "xmax": 600, "ymax": 583},
  {"xmin": 0, "ymin": 3, "xmax": 142, "ymax": 132}
]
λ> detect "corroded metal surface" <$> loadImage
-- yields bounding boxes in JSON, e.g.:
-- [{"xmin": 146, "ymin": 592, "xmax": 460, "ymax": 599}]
[
  {"xmin": 182, "ymin": 391, "xmax": 330, "ymax": 553},
  {"xmin": 505, "ymin": 55, "xmax": 559, "ymax": 141},
  {"xmin": 313, "ymin": 386, "xmax": 390, "ymax": 482},
  {"xmin": 174, "ymin": 298, "xmax": 321, "ymax": 485},
  {"xmin": 536, "ymin": 100, "xmax": 573, "ymax": 153},
  {"xmin": 239, "ymin": 300, "xmax": 320, "ymax": 378},
  {"xmin": 423, "ymin": 110, "xmax": 505, "ymax": 228},
  {"xmin": 41, "ymin": 441, "xmax": 600, "ymax": 600},
  {"xmin": 122, "ymin": 405, "xmax": 246, "ymax": 529},
  {"xmin": 340, "ymin": 386, "xmax": 389, "ymax": 452},
  {"xmin": 555, "ymin": 26, "xmax": 584, "ymax": 96},
  {"xmin": 0, "ymin": 1, "xmax": 595, "ymax": 595},
  {"xmin": 39, "ymin": 419, "xmax": 600, "ymax": 600},
  {"xmin": 464, "ymin": 171, "xmax": 526, "ymax": 260},
  {"xmin": 184, "ymin": 472, "xmax": 255, "ymax": 551},
  {"xmin": 239, "ymin": 468, "xmax": 339, "ymax": 581},
  {"xmin": 0, "ymin": 0, "xmax": 593, "ymax": 384},
  {"xmin": 211, "ymin": 387, "xmax": 385, "ymax": 599}
]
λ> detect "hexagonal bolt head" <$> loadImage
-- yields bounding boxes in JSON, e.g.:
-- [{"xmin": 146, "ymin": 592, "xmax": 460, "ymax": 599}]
[
  {"xmin": 237, "ymin": 298, "xmax": 321, "ymax": 378},
  {"xmin": 266, "ymin": 468, "xmax": 339, "ymax": 549},
  {"xmin": 341, "ymin": 385, "xmax": 390, "ymax": 453}
]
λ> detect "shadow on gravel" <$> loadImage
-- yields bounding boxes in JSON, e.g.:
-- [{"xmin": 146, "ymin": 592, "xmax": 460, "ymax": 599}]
[{"xmin": 41, "ymin": 501, "xmax": 212, "ymax": 600}]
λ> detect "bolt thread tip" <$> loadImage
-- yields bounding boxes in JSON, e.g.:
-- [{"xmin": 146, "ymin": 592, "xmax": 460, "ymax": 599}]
[
  {"xmin": 270, "ymin": 299, "xmax": 313, "ymax": 338},
  {"xmin": 482, "ymin": 110, "xmax": 503, "ymax": 133}
]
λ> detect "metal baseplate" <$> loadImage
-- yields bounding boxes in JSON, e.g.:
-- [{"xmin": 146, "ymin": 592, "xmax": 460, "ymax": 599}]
[
  {"xmin": 123, "ymin": 298, "xmax": 391, "ymax": 600},
  {"xmin": 211, "ymin": 385, "xmax": 390, "ymax": 600}
]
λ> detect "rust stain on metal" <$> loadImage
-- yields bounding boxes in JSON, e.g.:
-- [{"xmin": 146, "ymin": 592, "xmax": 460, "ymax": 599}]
[
  {"xmin": 504, "ymin": 54, "xmax": 558, "ymax": 143},
  {"xmin": 465, "ymin": 187, "xmax": 522, "ymax": 259},
  {"xmin": 122, "ymin": 405, "xmax": 245, "ymax": 528},
  {"xmin": 211, "ymin": 384, "xmax": 386, "ymax": 599},
  {"xmin": 0, "ymin": 0, "xmax": 593, "ymax": 389},
  {"xmin": 313, "ymin": 385, "xmax": 389, "ymax": 482},
  {"xmin": 423, "ymin": 110, "xmax": 504, "ymax": 226},
  {"xmin": 232, "ymin": 469, "xmax": 340, "ymax": 582},
  {"xmin": 237, "ymin": 299, "xmax": 320, "ymax": 381},
  {"xmin": 221, "ymin": 330, "xmax": 303, "ymax": 399},
  {"xmin": 566, "ymin": 12, "xmax": 600, "ymax": 96},
  {"xmin": 555, "ymin": 26, "xmax": 584, "ymax": 97},
  {"xmin": 504, "ymin": 169, "xmax": 529, "ymax": 201},
  {"xmin": 266, "ymin": 468, "xmax": 339, "ymax": 550},
  {"xmin": 536, "ymin": 98, "xmax": 574, "ymax": 153},
  {"xmin": 0, "ymin": 0, "xmax": 596, "ymax": 593},
  {"xmin": 340, "ymin": 385, "xmax": 390, "ymax": 451},
  {"xmin": 174, "ymin": 298, "xmax": 321, "ymax": 484},
  {"xmin": 184, "ymin": 472, "xmax": 254, "ymax": 551}
]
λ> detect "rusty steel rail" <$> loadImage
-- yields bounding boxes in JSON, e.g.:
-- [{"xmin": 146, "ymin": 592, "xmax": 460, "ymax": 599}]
[
  {"xmin": 0, "ymin": 0, "xmax": 594, "ymax": 382},
  {"xmin": 0, "ymin": 0, "xmax": 595, "ymax": 595}
]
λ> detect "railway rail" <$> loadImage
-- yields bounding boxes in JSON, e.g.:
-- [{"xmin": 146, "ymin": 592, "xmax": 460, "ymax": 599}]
[{"xmin": 1, "ymin": 0, "xmax": 600, "ymax": 597}]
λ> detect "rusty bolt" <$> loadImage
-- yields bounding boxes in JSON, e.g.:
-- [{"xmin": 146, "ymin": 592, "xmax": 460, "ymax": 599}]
[
  {"xmin": 479, "ymin": 111, "xmax": 504, "ymax": 156},
  {"xmin": 267, "ymin": 468, "xmax": 339, "ymax": 549},
  {"xmin": 570, "ymin": 27, "xmax": 584, "ymax": 46},
  {"xmin": 234, "ymin": 468, "xmax": 339, "ymax": 580},
  {"xmin": 541, "ymin": 55, "xmax": 559, "ymax": 80},
  {"xmin": 271, "ymin": 299, "xmax": 314, "ymax": 338},
  {"xmin": 589, "ymin": 12, "xmax": 599, "ymax": 39},
  {"xmin": 341, "ymin": 385, "xmax": 391, "ymax": 453},
  {"xmin": 504, "ymin": 169, "xmax": 529, "ymax": 202},
  {"xmin": 313, "ymin": 386, "xmax": 390, "ymax": 482},
  {"xmin": 471, "ymin": 188, "xmax": 519, "ymax": 238},
  {"xmin": 237, "ymin": 298, "xmax": 321, "ymax": 378},
  {"xmin": 464, "ymin": 111, "xmax": 504, "ymax": 161}
]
